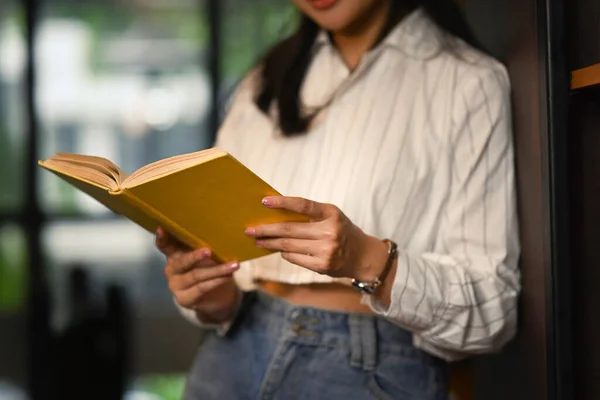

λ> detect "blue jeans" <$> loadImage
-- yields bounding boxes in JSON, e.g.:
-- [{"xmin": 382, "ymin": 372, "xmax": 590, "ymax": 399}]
[{"xmin": 184, "ymin": 290, "xmax": 448, "ymax": 400}]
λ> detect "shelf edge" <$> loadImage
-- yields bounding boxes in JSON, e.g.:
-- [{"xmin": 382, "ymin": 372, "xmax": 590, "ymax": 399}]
[{"xmin": 571, "ymin": 63, "xmax": 600, "ymax": 90}]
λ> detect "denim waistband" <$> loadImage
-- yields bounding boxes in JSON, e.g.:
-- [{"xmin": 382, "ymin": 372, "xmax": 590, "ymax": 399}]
[{"xmin": 237, "ymin": 290, "xmax": 436, "ymax": 371}]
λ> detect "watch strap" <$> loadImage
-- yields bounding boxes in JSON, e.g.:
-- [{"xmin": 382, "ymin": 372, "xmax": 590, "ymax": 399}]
[{"xmin": 351, "ymin": 239, "xmax": 398, "ymax": 294}]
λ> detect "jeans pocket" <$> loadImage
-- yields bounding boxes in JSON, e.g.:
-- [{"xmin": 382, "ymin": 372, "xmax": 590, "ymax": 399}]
[{"xmin": 367, "ymin": 352, "xmax": 441, "ymax": 400}]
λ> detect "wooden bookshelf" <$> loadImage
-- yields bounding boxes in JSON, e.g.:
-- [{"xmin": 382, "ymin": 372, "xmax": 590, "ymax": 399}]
[{"xmin": 572, "ymin": 63, "xmax": 600, "ymax": 89}]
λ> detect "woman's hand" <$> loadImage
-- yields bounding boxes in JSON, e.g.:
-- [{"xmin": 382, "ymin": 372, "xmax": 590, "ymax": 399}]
[
  {"xmin": 156, "ymin": 227, "xmax": 240, "ymax": 323},
  {"xmin": 245, "ymin": 197, "xmax": 388, "ymax": 282}
]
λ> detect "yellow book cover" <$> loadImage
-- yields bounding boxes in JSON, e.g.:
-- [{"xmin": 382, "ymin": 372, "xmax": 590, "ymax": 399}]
[{"xmin": 38, "ymin": 148, "xmax": 307, "ymax": 263}]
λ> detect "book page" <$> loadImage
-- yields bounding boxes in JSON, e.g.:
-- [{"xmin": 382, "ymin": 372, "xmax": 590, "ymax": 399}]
[
  {"xmin": 123, "ymin": 148, "xmax": 225, "ymax": 188},
  {"xmin": 40, "ymin": 158, "xmax": 120, "ymax": 191},
  {"xmin": 55, "ymin": 153, "xmax": 127, "ymax": 183}
]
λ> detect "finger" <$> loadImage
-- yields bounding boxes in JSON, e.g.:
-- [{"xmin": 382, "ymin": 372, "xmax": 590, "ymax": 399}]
[
  {"xmin": 170, "ymin": 262, "xmax": 240, "ymax": 291},
  {"xmin": 280, "ymin": 252, "xmax": 325, "ymax": 273},
  {"xmin": 256, "ymin": 238, "xmax": 318, "ymax": 255},
  {"xmin": 155, "ymin": 227, "xmax": 189, "ymax": 257},
  {"xmin": 245, "ymin": 221, "xmax": 322, "ymax": 239},
  {"xmin": 262, "ymin": 196, "xmax": 330, "ymax": 220},
  {"xmin": 174, "ymin": 276, "xmax": 232, "ymax": 308},
  {"xmin": 167, "ymin": 248, "xmax": 213, "ymax": 276}
]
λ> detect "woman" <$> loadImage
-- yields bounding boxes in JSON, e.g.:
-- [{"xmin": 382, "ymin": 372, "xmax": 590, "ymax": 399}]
[{"xmin": 157, "ymin": 0, "xmax": 520, "ymax": 398}]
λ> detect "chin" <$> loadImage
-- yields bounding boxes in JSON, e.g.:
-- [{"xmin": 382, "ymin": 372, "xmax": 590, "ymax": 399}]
[
  {"xmin": 293, "ymin": 0, "xmax": 375, "ymax": 34},
  {"xmin": 311, "ymin": 16, "xmax": 353, "ymax": 33}
]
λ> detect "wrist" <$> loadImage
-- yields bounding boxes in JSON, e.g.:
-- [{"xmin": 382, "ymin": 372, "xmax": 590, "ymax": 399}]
[
  {"xmin": 374, "ymin": 257, "xmax": 397, "ymax": 305},
  {"xmin": 194, "ymin": 282, "xmax": 241, "ymax": 324},
  {"xmin": 352, "ymin": 235, "xmax": 398, "ymax": 297},
  {"xmin": 354, "ymin": 234, "xmax": 390, "ymax": 282}
]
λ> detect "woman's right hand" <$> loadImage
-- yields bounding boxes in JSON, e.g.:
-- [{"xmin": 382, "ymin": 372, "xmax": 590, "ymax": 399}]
[{"xmin": 156, "ymin": 227, "xmax": 241, "ymax": 324}]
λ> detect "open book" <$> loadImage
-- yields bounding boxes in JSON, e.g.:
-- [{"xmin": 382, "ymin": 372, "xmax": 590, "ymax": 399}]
[{"xmin": 38, "ymin": 148, "xmax": 307, "ymax": 262}]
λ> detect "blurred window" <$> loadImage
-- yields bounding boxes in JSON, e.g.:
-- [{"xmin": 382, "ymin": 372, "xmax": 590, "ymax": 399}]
[
  {"xmin": 220, "ymin": 0, "xmax": 295, "ymax": 90},
  {"xmin": 0, "ymin": 224, "xmax": 27, "ymax": 393},
  {"xmin": 2, "ymin": 0, "xmax": 297, "ymax": 398},
  {"xmin": 0, "ymin": 1, "xmax": 26, "ymax": 210},
  {"xmin": 0, "ymin": 0, "xmax": 28, "ymax": 395},
  {"xmin": 38, "ymin": 0, "xmax": 212, "ymax": 213}
]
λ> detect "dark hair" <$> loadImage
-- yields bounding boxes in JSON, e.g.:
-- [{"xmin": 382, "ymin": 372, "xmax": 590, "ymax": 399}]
[{"xmin": 255, "ymin": 0, "xmax": 484, "ymax": 136}]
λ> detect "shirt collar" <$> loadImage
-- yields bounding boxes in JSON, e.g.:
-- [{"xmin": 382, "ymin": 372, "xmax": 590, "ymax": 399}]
[{"xmin": 313, "ymin": 8, "xmax": 443, "ymax": 60}]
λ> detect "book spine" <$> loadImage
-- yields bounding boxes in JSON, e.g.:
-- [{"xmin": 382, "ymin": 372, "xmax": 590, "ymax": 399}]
[{"xmin": 113, "ymin": 189, "xmax": 226, "ymax": 263}]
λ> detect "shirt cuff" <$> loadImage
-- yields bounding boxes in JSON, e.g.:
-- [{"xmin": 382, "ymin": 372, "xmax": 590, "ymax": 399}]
[
  {"xmin": 361, "ymin": 292, "xmax": 390, "ymax": 314},
  {"xmin": 360, "ymin": 251, "xmax": 437, "ymax": 333},
  {"xmin": 174, "ymin": 288, "xmax": 244, "ymax": 337}
]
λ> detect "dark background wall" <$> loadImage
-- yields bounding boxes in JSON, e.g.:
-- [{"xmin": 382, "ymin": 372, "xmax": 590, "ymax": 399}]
[
  {"xmin": 463, "ymin": 0, "xmax": 568, "ymax": 399},
  {"xmin": 463, "ymin": 0, "xmax": 600, "ymax": 399},
  {"xmin": 567, "ymin": 0, "xmax": 600, "ymax": 71},
  {"xmin": 569, "ymin": 91, "xmax": 600, "ymax": 400},
  {"xmin": 567, "ymin": 0, "xmax": 600, "ymax": 398}
]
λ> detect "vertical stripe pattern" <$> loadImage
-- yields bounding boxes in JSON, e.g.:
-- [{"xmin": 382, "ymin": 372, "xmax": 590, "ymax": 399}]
[{"xmin": 183, "ymin": 8, "xmax": 521, "ymax": 361}]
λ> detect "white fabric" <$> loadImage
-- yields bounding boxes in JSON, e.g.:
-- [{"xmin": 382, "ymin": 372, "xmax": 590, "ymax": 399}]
[{"xmin": 177, "ymin": 8, "xmax": 520, "ymax": 361}]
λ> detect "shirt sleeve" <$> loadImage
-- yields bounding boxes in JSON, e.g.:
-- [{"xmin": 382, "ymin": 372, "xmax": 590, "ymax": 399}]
[
  {"xmin": 363, "ymin": 64, "xmax": 520, "ymax": 361},
  {"xmin": 174, "ymin": 288, "xmax": 243, "ymax": 336}
]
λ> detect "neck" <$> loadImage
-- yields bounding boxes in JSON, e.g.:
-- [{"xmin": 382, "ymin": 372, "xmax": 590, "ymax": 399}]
[{"xmin": 332, "ymin": 0, "xmax": 393, "ymax": 70}]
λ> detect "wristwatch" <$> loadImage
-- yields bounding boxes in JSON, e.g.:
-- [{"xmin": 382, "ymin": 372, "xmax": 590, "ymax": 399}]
[{"xmin": 351, "ymin": 239, "xmax": 398, "ymax": 295}]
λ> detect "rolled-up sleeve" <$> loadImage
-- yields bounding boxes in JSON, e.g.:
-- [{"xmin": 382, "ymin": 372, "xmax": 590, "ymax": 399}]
[{"xmin": 364, "ymin": 64, "xmax": 520, "ymax": 361}]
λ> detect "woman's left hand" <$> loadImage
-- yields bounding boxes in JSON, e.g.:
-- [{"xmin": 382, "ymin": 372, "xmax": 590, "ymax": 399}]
[{"xmin": 245, "ymin": 196, "xmax": 387, "ymax": 281}]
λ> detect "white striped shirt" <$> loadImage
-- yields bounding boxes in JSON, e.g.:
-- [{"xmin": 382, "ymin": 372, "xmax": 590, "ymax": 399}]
[{"xmin": 181, "ymin": 8, "xmax": 520, "ymax": 361}]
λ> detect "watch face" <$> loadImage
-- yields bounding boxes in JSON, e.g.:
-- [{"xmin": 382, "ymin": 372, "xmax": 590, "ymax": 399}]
[{"xmin": 351, "ymin": 279, "xmax": 376, "ymax": 295}]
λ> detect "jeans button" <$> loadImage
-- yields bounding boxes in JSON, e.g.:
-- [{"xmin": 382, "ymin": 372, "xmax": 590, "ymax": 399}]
[{"xmin": 289, "ymin": 309, "xmax": 303, "ymax": 322}]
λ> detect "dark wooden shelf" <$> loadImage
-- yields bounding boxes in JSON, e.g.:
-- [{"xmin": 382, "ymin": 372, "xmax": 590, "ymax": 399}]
[{"xmin": 572, "ymin": 63, "xmax": 600, "ymax": 90}]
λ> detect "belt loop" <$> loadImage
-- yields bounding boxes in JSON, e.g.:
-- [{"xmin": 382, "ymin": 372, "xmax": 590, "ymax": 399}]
[
  {"xmin": 348, "ymin": 314, "xmax": 362, "ymax": 368},
  {"xmin": 360, "ymin": 316, "xmax": 377, "ymax": 371}
]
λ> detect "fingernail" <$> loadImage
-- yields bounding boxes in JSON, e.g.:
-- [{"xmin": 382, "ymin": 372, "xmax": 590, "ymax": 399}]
[
  {"xmin": 202, "ymin": 249, "xmax": 211, "ymax": 258},
  {"xmin": 229, "ymin": 262, "xmax": 240, "ymax": 270},
  {"xmin": 255, "ymin": 240, "xmax": 263, "ymax": 248},
  {"xmin": 245, "ymin": 228, "xmax": 256, "ymax": 236},
  {"xmin": 262, "ymin": 197, "xmax": 272, "ymax": 206}
]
